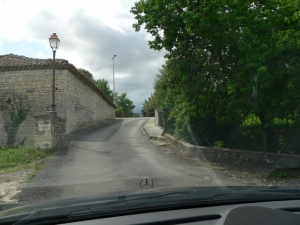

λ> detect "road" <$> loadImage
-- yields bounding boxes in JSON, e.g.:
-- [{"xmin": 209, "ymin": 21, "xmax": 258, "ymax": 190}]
[{"xmin": 17, "ymin": 118, "xmax": 240, "ymax": 203}]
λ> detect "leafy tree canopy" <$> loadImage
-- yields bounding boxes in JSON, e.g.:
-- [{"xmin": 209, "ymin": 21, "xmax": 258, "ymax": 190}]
[
  {"xmin": 94, "ymin": 79, "xmax": 114, "ymax": 102},
  {"xmin": 78, "ymin": 68, "xmax": 94, "ymax": 82},
  {"xmin": 115, "ymin": 92, "xmax": 135, "ymax": 116},
  {"xmin": 78, "ymin": 68, "xmax": 114, "ymax": 102},
  {"xmin": 141, "ymin": 93, "xmax": 155, "ymax": 116},
  {"xmin": 132, "ymin": 0, "xmax": 300, "ymax": 152}
]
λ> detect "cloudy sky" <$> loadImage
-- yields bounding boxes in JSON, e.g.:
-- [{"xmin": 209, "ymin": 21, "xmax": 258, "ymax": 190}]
[{"xmin": 0, "ymin": 0, "xmax": 165, "ymax": 112}]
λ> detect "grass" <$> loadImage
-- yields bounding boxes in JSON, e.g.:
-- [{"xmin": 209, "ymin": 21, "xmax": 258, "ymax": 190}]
[{"xmin": 0, "ymin": 146, "xmax": 56, "ymax": 174}]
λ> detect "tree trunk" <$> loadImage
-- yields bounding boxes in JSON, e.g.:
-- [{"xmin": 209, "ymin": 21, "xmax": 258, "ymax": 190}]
[{"xmin": 258, "ymin": 112, "xmax": 279, "ymax": 153}]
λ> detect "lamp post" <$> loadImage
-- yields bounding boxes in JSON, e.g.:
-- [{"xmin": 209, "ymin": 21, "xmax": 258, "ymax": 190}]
[
  {"xmin": 49, "ymin": 33, "xmax": 60, "ymax": 115},
  {"xmin": 111, "ymin": 54, "xmax": 116, "ymax": 104}
]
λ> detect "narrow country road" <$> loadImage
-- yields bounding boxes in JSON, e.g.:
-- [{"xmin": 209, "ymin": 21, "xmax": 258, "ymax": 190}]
[{"xmin": 17, "ymin": 118, "xmax": 240, "ymax": 204}]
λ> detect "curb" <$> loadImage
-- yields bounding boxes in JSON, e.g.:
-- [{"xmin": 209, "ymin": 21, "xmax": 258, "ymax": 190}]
[
  {"xmin": 151, "ymin": 136, "xmax": 167, "ymax": 142},
  {"xmin": 141, "ymin": 124, "xmax": 150, "ymax": 138},
  {"xmin": 142, "ymin": 120, "xmax": 166, "ymax": 142}
]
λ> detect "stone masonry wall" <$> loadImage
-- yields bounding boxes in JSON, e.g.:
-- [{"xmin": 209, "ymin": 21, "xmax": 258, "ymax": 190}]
[
  {"xmin": 0, "ymin": 68, "xmax": 115, "ymax": 146},
  {"xmin": 52, "ymin": 115, "xmax": 66, "ymax": 145},
  {"xmin": 34, "ymin": 114, "xmax": 66, "ymax": 149},
  {"xmin": 64, "ymin": 70, "xmax": 115, "ymax": 134},
  {"xmin": 165, "ymin": 134, "xmax": 300, "ymax": 169},
  {"xmin": 0, "ymin": 69, "xmax": 66, "ymax": 146}
]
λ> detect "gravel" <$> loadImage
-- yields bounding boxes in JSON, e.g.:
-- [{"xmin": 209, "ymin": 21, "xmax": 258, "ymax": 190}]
[{"xmin": 0, "ymin": 169, "xmax": 34, "ymax": 203}]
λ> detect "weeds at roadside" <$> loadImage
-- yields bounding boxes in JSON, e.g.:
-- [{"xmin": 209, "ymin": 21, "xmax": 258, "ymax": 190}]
[
  {"xmin": 213, "ymin": 141, "xmax": 223, "ymax": 148},
  {"xmin": 25, "ymin": 173, "xmax": 36, "ymax": 183},
  {"xmin": 156, "ymin": 143, "xmax": 170, "ymax": 147},
  {"xmin": 276, "ymin": 170, "xmax": 293, "ymax": 179},
  {"xmin": 0, "ymin": 146, "xmax": 57, "ymax": 174},
  {"xmin": 267, "ymin": 169, "xmax": 297, "ymax": 180}
]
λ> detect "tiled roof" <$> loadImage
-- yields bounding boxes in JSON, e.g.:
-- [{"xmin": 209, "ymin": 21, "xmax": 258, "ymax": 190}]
[
  {"xmin": 0, "ymin": 54, "xmax": 116, "ymax": 108},
  {"xmin": 0, "ymin": 53, "xmax": 71, "ymax": 71}
]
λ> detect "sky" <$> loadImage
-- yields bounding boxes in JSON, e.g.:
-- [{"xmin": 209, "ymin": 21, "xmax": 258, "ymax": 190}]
[{"xmin": 0, "ymin": 0, "xmax": 165, "ymax": 113}]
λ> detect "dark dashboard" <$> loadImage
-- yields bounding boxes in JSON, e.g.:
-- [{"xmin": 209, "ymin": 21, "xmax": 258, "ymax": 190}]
[{"xmin": 65, "ymin": 200, "xmax": 300, "ymax": 225}]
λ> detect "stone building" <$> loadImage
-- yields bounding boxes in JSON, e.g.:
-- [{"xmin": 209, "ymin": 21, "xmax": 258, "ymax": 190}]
[{"xmin": 0, "ymin": 54, "xmax": 116, "ymax": 148}]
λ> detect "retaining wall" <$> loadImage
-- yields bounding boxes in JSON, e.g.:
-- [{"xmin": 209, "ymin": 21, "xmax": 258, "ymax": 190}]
[{"xmin": 165, "ymin": 134, "xmax": 300, "ymax": 169}]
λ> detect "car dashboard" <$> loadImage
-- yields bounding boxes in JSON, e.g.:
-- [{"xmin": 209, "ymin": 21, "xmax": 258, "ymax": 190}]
[{"xmin": 63, "ymin": 199, "xmax": 300, "ymax": 225}]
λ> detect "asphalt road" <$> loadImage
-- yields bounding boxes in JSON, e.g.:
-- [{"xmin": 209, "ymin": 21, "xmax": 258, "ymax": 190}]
[{"xmin": 17, "ymin": 118, "xmax": 240, "ymax": 204}]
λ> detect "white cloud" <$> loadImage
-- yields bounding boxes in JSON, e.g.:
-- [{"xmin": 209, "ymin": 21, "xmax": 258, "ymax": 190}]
[
  {"xmin": 34, "ymin": 51, "xmax": 47, "ymax": 59},
  {"xmin": 0, "ymin": 0, "xmax": 165, "ymax": 112}
]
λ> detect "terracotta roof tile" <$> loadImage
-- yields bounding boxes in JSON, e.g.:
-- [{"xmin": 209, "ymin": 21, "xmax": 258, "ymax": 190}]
[{"xmin": 0, "ymin": 53, "xmax": 71, "ymax": 71}]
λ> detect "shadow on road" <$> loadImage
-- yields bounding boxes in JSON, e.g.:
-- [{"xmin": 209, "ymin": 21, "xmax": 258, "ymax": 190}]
[{"xmin": 70, "ymin": 120, "xmax": 124, "ymax": 143}]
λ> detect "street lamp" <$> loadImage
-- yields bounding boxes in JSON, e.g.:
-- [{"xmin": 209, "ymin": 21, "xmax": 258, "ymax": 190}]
[
  {"xmin": 49, "ymin": 33, "xmax": 60, "ymax": 115},
  {"xmin": 111, "ymin": 54, "xmax": 116, "ymax": 104}
]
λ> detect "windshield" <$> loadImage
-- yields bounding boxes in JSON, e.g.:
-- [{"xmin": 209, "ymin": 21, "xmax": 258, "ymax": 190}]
[{"xmin": 0, "ymin": 0, "xmax": 300, "ymax": 219}]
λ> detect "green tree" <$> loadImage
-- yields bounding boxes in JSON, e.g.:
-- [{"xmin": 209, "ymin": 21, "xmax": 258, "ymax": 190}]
[
  {"xmin": 78, "ymin": 69, "xmax": 114, "ymax": 101},
  {"xmin": 94, "ymin": 79, "xmax": 114, "ymax": 102},
  {"xmin": 115, "ymin": 92, "xmax": 135, "ymax": 116},
  {"xmin": 141, "ymin": 94, "xmax": 155, "ymax": 117},
  {"xmin": 78, "ymin": 68, "xmax": 94, "ymax": 82},
  {"xmin": 132, "ymin": 0, "xmax": 300, "ymax": 152}
]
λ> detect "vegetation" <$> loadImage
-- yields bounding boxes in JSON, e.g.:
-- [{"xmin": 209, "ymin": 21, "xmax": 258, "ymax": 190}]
[
  {"xmin": 267, "ymin": 168, "xmax": 300, "ymax": 180},
  {"xmin": 79, "ymin": 68, "xmax": 94, "ymax": 82},
  {"xmin": 0, "ymin": 146, "xmax": 55, "ymax": 170},
  {"xmin": 115, "ymin": 92, "xmax": 135, "ymax": 117},
  {"xmin": 4, "ymin": 100, "xmax": 29, "ymax": 146},
  {"xmin": 141, "ymin": 94, "xmax": 155, "ymax": 117},
  {"xmin": 0, "ymin": 92, "xmax": 32, "ymax": 146},
  {"xmin": 131, "ymin": 0, "xmax": 300, "ymax": 153},
  {"xmin": 78, "ymin": 68, "xmax": 114, "ymax": 102},
  {"xmin": 94, "ymin": 79, "xmax": 114, "ymax": 102},
  {"xmin": 78, "ymin": 68, "xmax": 136, "ymax": 115}
]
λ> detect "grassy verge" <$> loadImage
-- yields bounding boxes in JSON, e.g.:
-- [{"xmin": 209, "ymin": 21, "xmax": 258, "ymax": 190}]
[{"xmin": 0, "ymin": 146, "xmax": 56, "ymax": 175}]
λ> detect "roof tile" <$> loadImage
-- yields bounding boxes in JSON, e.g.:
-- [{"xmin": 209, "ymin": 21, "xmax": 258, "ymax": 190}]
[{"xmin": 0, "ymin": 53, "xmax": 71, "ymax": 71}]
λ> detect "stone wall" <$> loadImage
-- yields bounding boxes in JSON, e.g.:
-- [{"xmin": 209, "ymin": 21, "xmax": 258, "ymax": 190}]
[
  {"xmin": 64, "ymin": 70, "xmax": 115, "ymax": 134},
  {"xmin": 165, "ymin": 134, "xmax": 300, "ymax": 169},
  {"xmin": 34, "ymin": 115, "xmax": 53, "ymax": 149},
  {"xmin": 52, "ymin": 115, "xmax": 66, "ymax": 146},
  {"xmin": 0, "ymin": 69, "xmax": 64, "ymax": 146},
  {"xmin": 0, "ymin": 68, "xmax": 115, "ymax": 147},
  {"xmin": 34, "ymin": 115, "xmax": 66, "ymax": 149}
]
